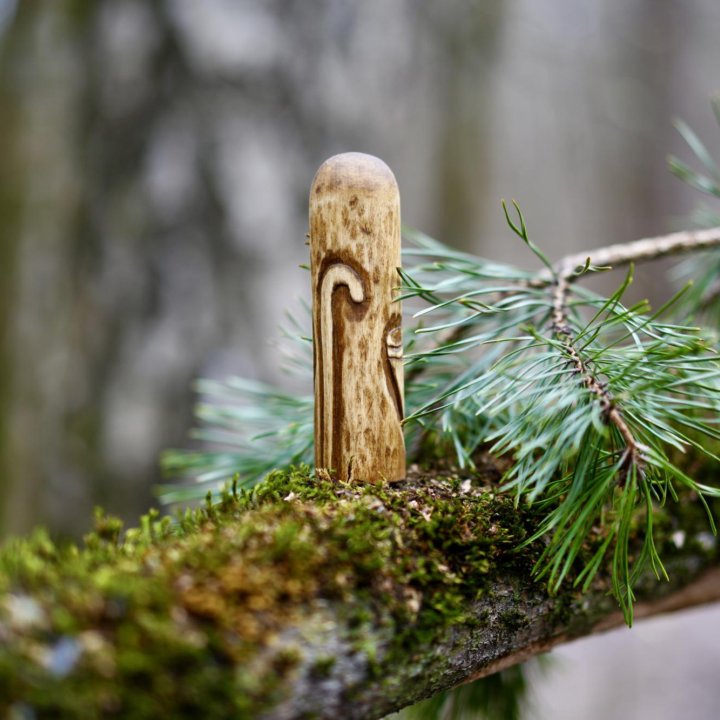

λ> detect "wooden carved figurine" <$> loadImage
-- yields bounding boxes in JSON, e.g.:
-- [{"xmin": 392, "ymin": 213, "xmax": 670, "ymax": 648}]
[{"xmin": 309, "ymin": 152, "xmax": 406, "ymax": 482}]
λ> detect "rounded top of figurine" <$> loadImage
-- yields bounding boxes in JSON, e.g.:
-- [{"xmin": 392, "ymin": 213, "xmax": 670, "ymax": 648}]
[{"xmin": 310, "ymin": 152, "xmax": 398, "ymax": 197}]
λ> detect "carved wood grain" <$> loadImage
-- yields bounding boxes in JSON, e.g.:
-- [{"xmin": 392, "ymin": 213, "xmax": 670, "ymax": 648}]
[{"xmin": 309, "ymin": 153, "xmax": 406, "ymax": 482}]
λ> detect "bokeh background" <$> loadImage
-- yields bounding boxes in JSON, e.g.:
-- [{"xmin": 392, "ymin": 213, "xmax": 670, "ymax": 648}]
[{"xmin": 0, "ymin": 2, "xmax": 718, "ymax": 718}]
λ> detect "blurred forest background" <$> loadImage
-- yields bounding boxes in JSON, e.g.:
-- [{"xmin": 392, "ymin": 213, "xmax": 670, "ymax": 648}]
[{"xmin": 0, "ymin": 2, "xmax": 718, "ymax": 718}]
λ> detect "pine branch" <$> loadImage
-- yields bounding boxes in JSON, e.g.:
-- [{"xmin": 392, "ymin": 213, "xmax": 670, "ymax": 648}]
[
  {"xmin": 549, "ymin": 271, "xmax": 646, "ymax": 484},
  {"xmin": 407, "ymin": 224, "xmax": 720, "ymax": 364},
  {"xmin": 401, "ymin": 208, "xmax": 720, "ymax": 624}
]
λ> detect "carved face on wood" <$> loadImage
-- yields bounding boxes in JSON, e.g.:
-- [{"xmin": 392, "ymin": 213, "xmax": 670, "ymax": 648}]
[{"xmin": 309, "ymin": 153, "xmax": 405, "ymax": 482}]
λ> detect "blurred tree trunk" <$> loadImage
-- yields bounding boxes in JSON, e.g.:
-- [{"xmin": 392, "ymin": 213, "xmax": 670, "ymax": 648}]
[
  {"xmin": 0, "ymin": 6, "xmax": 24, "ymax": 535},
  {"xmin": 425, "ymin": 1, "xmax": 507, "ymax": 252},
  {"xmin": 0, "ymin": 1, "xmax": 254, "ymax": 536}
]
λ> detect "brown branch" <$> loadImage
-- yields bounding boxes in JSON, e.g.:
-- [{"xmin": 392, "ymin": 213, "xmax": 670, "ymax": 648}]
[
  {"xmin": 536, "ymin": 225, "xmax": 720, "ymax": 287},
  {"xmin": 463, "ymin": 565, "xmax": 720, "ymax": 685}
]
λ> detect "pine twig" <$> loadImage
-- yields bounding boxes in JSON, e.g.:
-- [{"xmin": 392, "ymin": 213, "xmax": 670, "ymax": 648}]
[
  {"xmin": 549, "ymin": 273, "xmax": 646, "ymax": 483},
  {"xmin": 401, "ymin": 209, "xmax": 720, "ymax": 623},
  {"xmin": 535, "ymin": 225, "xmax": 720, "ymax": 287},
  {"xmin": 411, "ymin": 225, "xmax": 720, "ymax": 368},
  {"xmin": 403, "ymin": 223, "xmax": 720, "ymax": 390},
  {"xmin": 539, "ymin": 227, "xmax": 720, "ymax": 481}
]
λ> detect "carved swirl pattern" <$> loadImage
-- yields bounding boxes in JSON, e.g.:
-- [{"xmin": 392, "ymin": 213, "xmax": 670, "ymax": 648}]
[{"xmin": 318, "ymin": 262, "xmax": 366, "ymax": 467}]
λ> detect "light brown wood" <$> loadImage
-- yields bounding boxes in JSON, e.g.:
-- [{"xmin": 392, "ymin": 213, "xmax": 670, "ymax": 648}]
[{"xmin": 309, "ymin": 153, "xmax": 405, "ymax": 482}]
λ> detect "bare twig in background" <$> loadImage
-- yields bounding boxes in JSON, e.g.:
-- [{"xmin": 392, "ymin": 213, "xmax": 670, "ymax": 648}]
[{"xmin": 536, "ymin": 225, "xmax": 720, "ymax": 287}]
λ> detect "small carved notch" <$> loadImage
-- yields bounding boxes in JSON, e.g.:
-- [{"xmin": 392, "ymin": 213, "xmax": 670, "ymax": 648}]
[{"xmin": 385, "ymin": 324, "xmax": 404, "ymax": 419}]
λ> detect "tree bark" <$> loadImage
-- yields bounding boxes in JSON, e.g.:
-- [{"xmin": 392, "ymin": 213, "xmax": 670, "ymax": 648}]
[
  {"xmin": 269, "ymin": 556, "xmax": 720, "ymax": 719},
  {"xmin": 0, "ymin": 468, "xmax": 718, "ymax": 719}
]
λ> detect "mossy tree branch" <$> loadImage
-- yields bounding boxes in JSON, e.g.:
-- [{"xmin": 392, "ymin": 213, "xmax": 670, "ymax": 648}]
[{"xmin": 0, "ymin": 466, "xmax": 719, "ymax": 719}]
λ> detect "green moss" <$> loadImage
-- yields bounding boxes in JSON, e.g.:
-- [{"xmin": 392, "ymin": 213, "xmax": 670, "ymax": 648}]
[
  {"xmin": 0, "ymin": 467, "xmax": 538, "ymax": 718},
  {"xmin": 0, "ymin": 465, "xmax": 716, "ymax": 718},
  {"xmin": 310, "ymin": 654, "xmax": 336, "ymax": 679},
  {"xmin": 498, "ymin": 609, "xmax": 529, "ymax": 633}
]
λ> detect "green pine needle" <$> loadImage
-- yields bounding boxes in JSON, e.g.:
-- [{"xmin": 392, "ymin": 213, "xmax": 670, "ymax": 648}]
[
  {"xmin": 669, "ymin": 98, "xmax": 720, "ymax": 325},
  {"xmin": 395, "ymin": 662, "xmax": 536, "ymax": 720}
]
